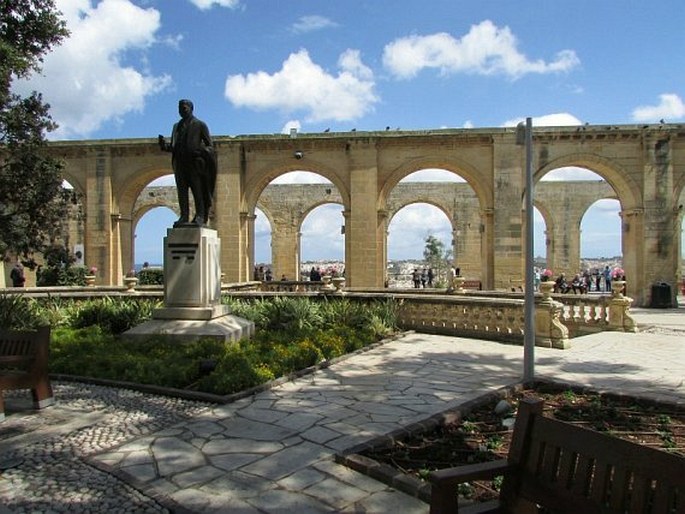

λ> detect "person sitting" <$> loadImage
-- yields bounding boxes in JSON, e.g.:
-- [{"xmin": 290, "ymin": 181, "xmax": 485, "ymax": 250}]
[
  {"xmin": 554, "ymin": 273, "xmax": 569, "ymax": 294},
  {"xmin": 571, "ymin": 274, "xmax": 585, "ymax": 294}
]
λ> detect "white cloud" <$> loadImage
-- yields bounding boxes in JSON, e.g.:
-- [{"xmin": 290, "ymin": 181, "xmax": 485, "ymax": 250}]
[
  {"xmin": 225, "ymin": 49, "xmax": 378, "ymax": 122},
  {"xmin": 400, "ymin": 169, "xmax": 466, "ymax": 182},
  {"xmin": 14, "ymin": 0, "xmax": 171, "ymax": 139},
  {"xmin": 271, "ymin": 171, "xmax": 331, "ymax": 184},
  {"xmin": 281, "ymin": 120, "xmax": 301, "ymax": 134},
  {"xmin": 290, "ymin": 15, "xmax": 338, "ymax": 34},
  {"xmin": 188, "ymin": 0, "xmax": 240, "ymax": 9},
  {"xmin": 542, "ymin": 167, "xmax": 602, "ymax": 182},
  {"xmin": 383, "ymin": 20, "xmax": 579, "ymax": 80},
  {"xmin": 632, "ymin": 93, "xmax": 685, "ymax": 122},
  {"xmin": 503, "ymin": 113, "xmax": 582, "ymax": 127}
]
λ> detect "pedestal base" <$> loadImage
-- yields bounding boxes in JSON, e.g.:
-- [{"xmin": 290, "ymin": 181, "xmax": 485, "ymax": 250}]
[{"xmin": 123, "ymin": 313, "xmax": 255, "ymax": 343}]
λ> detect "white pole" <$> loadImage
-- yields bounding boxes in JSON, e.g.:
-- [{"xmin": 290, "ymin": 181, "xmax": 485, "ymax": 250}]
[{"xmin": 523, "ymin": 117, "xmax": 535, "ymax": 383}]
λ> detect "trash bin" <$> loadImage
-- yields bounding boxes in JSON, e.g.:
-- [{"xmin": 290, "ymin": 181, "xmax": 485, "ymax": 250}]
[{"xmin": 650, "ymin": 282, "xmax": 672, "ymax": 308}]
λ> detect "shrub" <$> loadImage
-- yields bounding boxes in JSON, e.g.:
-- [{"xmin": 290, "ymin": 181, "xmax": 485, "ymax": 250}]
[
  {"xmin": 196, "ymin": 345, "xmax": 271, "ymax": 395},
  {"xmin": 70, "ymin": 297, "xmax": 159, "ymax": 334},
  {"xmin": 138, "ymin": 268, "xmax": 164, "ymax": 285},
  {"xmin": 0, "ymin": 294, "xmax": 46, "ymax": 329}
]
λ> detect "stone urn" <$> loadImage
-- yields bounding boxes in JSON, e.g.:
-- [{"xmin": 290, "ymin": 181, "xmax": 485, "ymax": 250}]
[
  {"xmin": 124, "ymin": 276, "xmax": 139, "ymax": 292},
  {"xmin": 611, "ymin": 280, "xmax": 626, "ymax": 298},
  {"xmin": 539, "ymin": 280, "xmax": 555, "ymax": 298},
  {"xmin": 331, "ymin": 276, "xmax": 346, "ymax": 293},
  {"xmin": 451, "ymin": 276, "xmax": 466, "ymax": 294},
  {"xmin": 320, "ymin": 275, "xmax": 335, "ymax": 292},
  {"xmin": 84, "ymin": 275, "xmax": 96, "ymax": 287}
]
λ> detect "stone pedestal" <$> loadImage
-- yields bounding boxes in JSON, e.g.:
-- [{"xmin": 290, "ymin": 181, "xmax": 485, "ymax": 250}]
[{"xmin": 124, "ymin": 227, "xmax": 254, "ymax": 342}]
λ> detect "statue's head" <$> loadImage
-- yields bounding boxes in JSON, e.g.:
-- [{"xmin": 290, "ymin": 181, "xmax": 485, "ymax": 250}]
[{"xmin": 178, "ymin": 99, "xmax": 194, "ymax": 117}]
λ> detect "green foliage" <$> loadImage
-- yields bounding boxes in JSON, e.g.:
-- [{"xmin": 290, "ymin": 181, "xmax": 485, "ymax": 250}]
[
  {"xmin": 42, "ymin": 295, "xmax": 400, "ymax": 396},
  {"xmin": 37, "ymin": 261, "xmax": 89, "ymax": 286},
  {"xmin": 259, "ymin": 296, "xmax": 323, "ymax": 332},
  {"xmin": 0, "ymin": 293, "xmax": 46, "ymax": 329},
  {"xmin": 138, "ymin": 268, "xmax": 164, "ymax": 285},
  {"xmin": 0, "ymin": 1, "xmax": 70, "ymax": 260},
  {"xmin": 423, "ymin": 234, "xmax": 453, "ymax": 285},
  {"xmin": 70, "ymin": 297, "xmax": 159, "ymax": 334}
]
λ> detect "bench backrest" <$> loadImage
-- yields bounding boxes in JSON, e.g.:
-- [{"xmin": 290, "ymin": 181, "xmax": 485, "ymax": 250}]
[
  {"xmin": 507, "ymin": 398, "xmax": 685, "ymax": 514},
  {"xmin": 0, "ymin": 326, "xmax": 50, "ymax": 373}
]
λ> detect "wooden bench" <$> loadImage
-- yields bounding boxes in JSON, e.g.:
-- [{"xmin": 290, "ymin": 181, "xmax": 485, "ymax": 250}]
[
  {"xmin": 0, "ymin": 326, "xmax": 54, "ymax": 422},
  {"xmin": 429, "ymin": 397, "xmax": 685, "ymax": 514}
]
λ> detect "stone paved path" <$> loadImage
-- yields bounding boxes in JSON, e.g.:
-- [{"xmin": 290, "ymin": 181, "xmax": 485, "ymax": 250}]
[{"xmin": 0, "ymin": 307, "xmax": 683, "ymax": 513}]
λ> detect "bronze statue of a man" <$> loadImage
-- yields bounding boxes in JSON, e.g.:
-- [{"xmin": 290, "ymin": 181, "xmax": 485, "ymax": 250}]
[{"xmin": 159, "ymin": 99, "xmax": 217, "ymax": 227}]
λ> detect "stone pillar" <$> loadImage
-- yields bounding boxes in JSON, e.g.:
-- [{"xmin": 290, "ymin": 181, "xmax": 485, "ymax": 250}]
[
  {"xmin": 492, "ymin": 136, "xmax": 524, "ymax": 289},
  {"xmin": 377, "ymin": 209, "xmax": 388, "ymax": 287},
  {"xmin": 346, "ymin": 141, "xmax": 381, "ymax": 287},
  {"xmin": 120, "ymin": 215, "xmax": 133, "ymax": 277},
  {"xmin": 640, "ymin": 134, "xmax": 676, "ymax": 306},
  {"xmin": 245, "ymin": 212, "xmax": 256, "ymax": 278},
  {"xmin": 271, "ymin": 222, "xmax": 299, "ymax": 282},
  {"xmin": 214, "ymin": 144, "xmax": 245, "ymax": 282},
  {"xmin": 480, "ymin": 208, "xmax": 494, "ymax": 289},
  {"xmin": 85, "ymin": 147, "xmax": 119, "ymax": 285}
]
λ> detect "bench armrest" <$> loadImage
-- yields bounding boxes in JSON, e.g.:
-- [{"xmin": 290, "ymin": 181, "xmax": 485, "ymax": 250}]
[{"xmin": 429, "ymin": 459, "xmax": 511, "ymax": 486}]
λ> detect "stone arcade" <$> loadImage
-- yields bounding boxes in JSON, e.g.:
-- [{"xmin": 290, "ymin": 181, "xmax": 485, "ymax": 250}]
[{"xmin": 48, "ymin": 124, "xmax": 685, "ymax": 307}]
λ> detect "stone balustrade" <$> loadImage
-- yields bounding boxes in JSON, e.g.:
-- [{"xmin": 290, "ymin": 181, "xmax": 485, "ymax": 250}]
[{"xmin": 1, "ymin": 281, "xmax": 638, "ymax": 348}]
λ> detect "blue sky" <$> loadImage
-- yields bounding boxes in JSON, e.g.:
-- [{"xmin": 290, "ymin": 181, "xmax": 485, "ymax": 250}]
[{"xmin": 15, "ymin": 0, "xmax": 685, "ymax": 266}]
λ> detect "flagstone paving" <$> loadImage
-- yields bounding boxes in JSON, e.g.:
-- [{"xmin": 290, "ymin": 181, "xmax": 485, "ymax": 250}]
[{"xmin": 0, "ymin": 307, "xmax": 683, "ymax": 513}]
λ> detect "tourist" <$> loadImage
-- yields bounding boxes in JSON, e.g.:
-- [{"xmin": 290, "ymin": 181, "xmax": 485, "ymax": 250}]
[
  {"xmin": 412, "ymin": 269, "xmax": 421, "ymax": 288},
  {"xmin": 421, "ymin": 268, "xmax": 427, "ymax": 288},
  {"xmin": 603, "ymin": 266, "xmax": 612, "ymax": 292},
  {"xmin": 10, "ymin": 262, "xmax": 25, "ymax": 287},
  {"xmin": 427, "ymin": 268, "xmax": 434, "ymax": 287}
]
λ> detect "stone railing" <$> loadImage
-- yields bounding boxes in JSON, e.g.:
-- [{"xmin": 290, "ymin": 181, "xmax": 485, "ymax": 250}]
[
  {"xmin": 2, "ymin": 281, "xmax": 637, "ymax": 349},
  {"xmin": 392, "ymin": 293, "xmax": 569, "ymax": 349}
]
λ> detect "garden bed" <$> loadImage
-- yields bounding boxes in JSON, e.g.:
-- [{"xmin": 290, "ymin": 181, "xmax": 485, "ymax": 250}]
[{"xmin": 357, "ymin": 382, "xmax": 685, "ymax": 504}]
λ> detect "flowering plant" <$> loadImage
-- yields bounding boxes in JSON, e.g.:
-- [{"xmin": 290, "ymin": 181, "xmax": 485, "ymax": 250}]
[
  {"xmin": 88, "ymin": 266, "xmax": 98, "ymax": 275},
  {"xmin": 540, "ymin": 269, "xmax": 553, "ymax": 281},
  {"xmin": 611, "ymin": 267, "xmax": 624, "ymax": 280}
]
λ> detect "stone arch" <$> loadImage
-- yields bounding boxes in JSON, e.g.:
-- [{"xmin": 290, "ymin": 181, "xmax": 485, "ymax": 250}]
[
  {"xmin": 536, "ymin": 153, "xmax": 639, "ymax": 211},
  {"xmin": 244, "ymin": 160, "xmax": 350, "ymax": 216},
  {"xmin": 379, "ymin": 158, "xmax": 490, "ymax": 213},
  {"xmin": 117, "ymin": 166, "xmax": 175, "ymax": 219},
  {"xmin": 387, "ymin": 198, "xmax": 453, "ymax": 224}
]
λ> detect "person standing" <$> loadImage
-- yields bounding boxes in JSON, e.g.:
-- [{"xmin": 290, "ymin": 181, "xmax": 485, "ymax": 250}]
[
  {"xmin": 10, "ymin": 262, "xmax": 26, "ymax": 287},
  {"xmin": 159, "ymin": 99, "xmax": 217, "ymax": 227}
]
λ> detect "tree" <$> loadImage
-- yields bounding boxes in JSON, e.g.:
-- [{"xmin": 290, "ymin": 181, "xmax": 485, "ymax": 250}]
[
  {"xmin": 423, "ymin": 234, "xmax": 452, "ymax": 285},
  {"xmin": 0, "ymin": 1, "xmax": 70, "ymax": 263}
]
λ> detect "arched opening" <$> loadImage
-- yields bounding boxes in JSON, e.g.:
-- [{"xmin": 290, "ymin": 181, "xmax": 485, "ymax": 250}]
[
  {"xmin": 255, "ymin": 171, "xmax": 341, "ymax": 281},
  {"xmin": 300, "ymin": 203, "xmax": 345, "ymax": 279},
  {"xmin": 538, "ymin": 166, "xmax": 620, "ymax": 278},
  {"xmin": 253, "ymin": 207, "xmax": 271, "ymax": 269},
  {"xmin": 386, "ymin": 169, "xmax": 478, "ymax": 287},
  {"xmin": 387, "ymin": 202, "xmax": 453, "ymax": 288},
  {"xmin": 132, "ymin": 174, "xmax": 176, "ymax": 269},
  {"xmin": 134, "ymin": 207, "xmax": 175, "ymax": 269}
]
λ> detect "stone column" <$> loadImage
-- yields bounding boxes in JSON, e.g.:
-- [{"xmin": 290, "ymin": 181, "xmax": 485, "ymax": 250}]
[
  {"xmin": 214, "ymin": 144, "xmax": 245, "ymax": 282},
  {"xmin": 245, "ymin": 212, "xmax": 256, "ymax": 279},
  {"xmin": 85, "ymin": 147, "xmax": 118, "ymax": 285},
  {"xmin": 492, "ymin": 136, "xmax": 524, "ymax": 289},
  {"xmin": 480, "ymin": 208, "xmax": 494, "ymax": 289},
  {"xmin": 120, "ymin": 215, "xmax": 133, "ymax": 278},
  {"xmin": 271, "ymin": 222, "xmax": 299, "ymax": 282},
  {"xmin": 346, "ymin": 141, "xmax": 381, "ymax": 287},
  {"xmin": 640, "ymin": 134, "xmax": 677, "ymax": 306},
  {"xmin": 377, "ymin": 209, "xmax": 388, "ymax": 287}
]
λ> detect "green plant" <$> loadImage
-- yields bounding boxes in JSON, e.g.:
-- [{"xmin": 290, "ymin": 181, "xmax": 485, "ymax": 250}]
[
  {"xmin": 138, "ymin": 268, "xmax": 164, "ymax": 285},
  {"xmin": 70, "ymin": 297, "xmax": 158, "ymax": 334},
  {"xmin": 0, "ymin": 293, "xmax": 46, "ymax": 329}
]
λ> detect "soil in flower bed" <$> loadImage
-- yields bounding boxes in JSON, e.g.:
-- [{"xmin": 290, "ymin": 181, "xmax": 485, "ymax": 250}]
[{"xmin": 361, "ymin": 383, "xmax": 685, "ymax": 503}]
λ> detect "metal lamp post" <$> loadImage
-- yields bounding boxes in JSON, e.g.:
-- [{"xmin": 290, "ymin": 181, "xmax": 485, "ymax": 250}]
[{"xmin": 516, "ymin": 117, "xmax": 535, "ymax": 383}]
